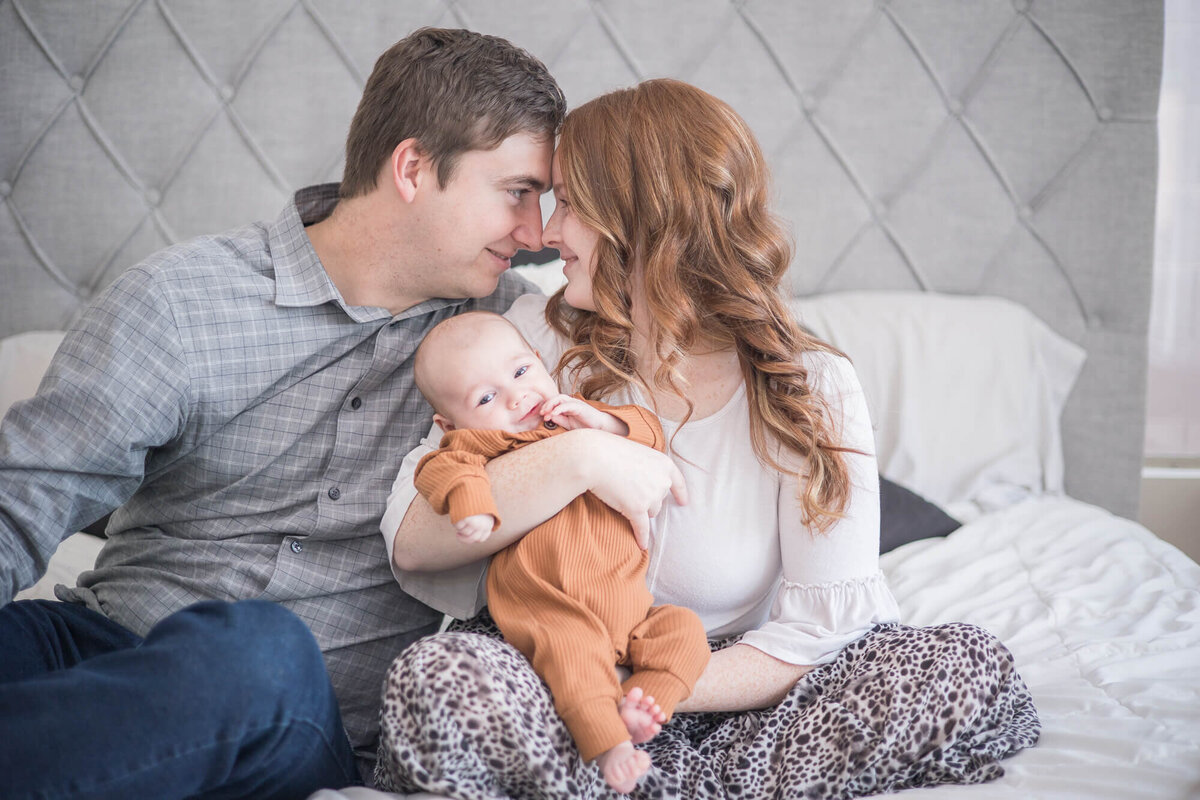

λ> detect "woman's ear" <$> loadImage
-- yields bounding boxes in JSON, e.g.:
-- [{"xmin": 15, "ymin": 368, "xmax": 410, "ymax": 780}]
[{"xmin": 390, "ymin": 138, "xmax": 428, "ymax": 203}]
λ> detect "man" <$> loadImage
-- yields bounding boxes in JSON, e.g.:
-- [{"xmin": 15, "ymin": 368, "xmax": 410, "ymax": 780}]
[{"xmin": 0, "ymin": 28, "xmax": 563, "ymax": 798}]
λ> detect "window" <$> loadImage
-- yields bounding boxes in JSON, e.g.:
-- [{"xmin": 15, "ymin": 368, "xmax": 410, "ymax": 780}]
[{"xmin": 1145, "ymin": 0, "xmax": 1200, "ymax": 464}]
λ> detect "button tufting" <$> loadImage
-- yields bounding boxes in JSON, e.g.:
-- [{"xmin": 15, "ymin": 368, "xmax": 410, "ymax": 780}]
[
  {"xmin": 800, "ymin": 93, "xmax": 818, "ymax": 113},
  {"xmin": 145, "ymin": 189, "xmax": 161, "ymax": 206},
  {"xmin": 69, "ymin": 74, "xmax": 85, "ymax": 92},
  {"xmin": 220, "ymin": 85, "xmax": 235, "ymax": 102},
  {"xmin": 948, "ymin": 99, "xmax": 964, "ymax": 117},
  {"xmin": 1019, "ymin": 205, "xmax": 1035, "ymax": 221},
  {"xmin": 1013, "ymin": 0, "xmax": 1030, "ymax": 12},
  {"xmin": 872, "ymin": 199, "xmax": 888, "ymax": 217},
  {"xmin": 0, "ymin": 181, "xmax": 11, "ymax": 198},
  {"xmin": 1098, "ymin": 106, "xmax": 1114, "ymax": 121}
]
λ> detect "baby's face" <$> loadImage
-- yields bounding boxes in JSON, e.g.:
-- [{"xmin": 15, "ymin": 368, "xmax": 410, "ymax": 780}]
[{"xmin": 435, "ymin": 331, "xmax": 560, "ymax": 433}]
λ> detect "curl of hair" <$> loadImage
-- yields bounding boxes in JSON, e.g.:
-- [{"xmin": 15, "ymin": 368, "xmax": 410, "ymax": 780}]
[{"xmin": 546, "ymin": 79, "xmax": 855, "ymax": 532}]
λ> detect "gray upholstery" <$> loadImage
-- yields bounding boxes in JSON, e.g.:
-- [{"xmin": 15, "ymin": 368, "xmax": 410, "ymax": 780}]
[{"xmin": 0, "ymin": 0, "xmax": 1162, "ymax": 517}]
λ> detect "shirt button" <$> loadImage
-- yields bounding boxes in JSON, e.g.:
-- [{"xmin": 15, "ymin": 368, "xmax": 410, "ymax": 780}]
[
  {"xmin": 350, "ymin": 397, "xmax": 362, "ymax": 410},
  {"xmin": 327, "ymin": 486, "xmax": 341, "ymax": 500},
  {"xmin": 289, "ymin": 539, "xmax": 303, "ymax": 554}
]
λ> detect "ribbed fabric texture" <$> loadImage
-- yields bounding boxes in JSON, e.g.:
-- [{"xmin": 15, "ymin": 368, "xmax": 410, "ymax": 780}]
[
  {"xmin": 414, "ymin": 447, "xmax": 502, "ymax": 531},
  {"xmin": 414, "ymin": 399, "xmax": 711, "ymax": 761}
]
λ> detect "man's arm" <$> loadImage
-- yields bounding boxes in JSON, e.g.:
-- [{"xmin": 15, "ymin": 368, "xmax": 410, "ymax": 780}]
[
  {"xmin": 392, "ymin": 427, "xmax": 687, "ymax": 571},
  {"xmin": 0, "ymin": 268, "xmax": 188, "ymax": 604}
]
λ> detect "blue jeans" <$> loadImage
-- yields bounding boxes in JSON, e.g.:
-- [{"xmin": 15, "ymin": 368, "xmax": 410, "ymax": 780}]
[{"xmin": 0, "ymin": 599, "xmax": 359, "ymax": 799}]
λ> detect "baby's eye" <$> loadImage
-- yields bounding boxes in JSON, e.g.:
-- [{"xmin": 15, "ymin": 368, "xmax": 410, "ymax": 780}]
[
  {"xmin": 514, "ymin": 365, "xmax": 528, "ymax": 378},
  {"xmin": 478, "ymin": 391, "xmax": 496, "ymax": 406}
]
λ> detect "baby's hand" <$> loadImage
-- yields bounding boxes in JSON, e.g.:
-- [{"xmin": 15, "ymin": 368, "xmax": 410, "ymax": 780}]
[
  {"xmin": 455, "ymin": 514, "xmax": 494, "ymax": 543},
  {"xmin": 540, "ymin": 394, "xmax": 617, "ymax": 432}
]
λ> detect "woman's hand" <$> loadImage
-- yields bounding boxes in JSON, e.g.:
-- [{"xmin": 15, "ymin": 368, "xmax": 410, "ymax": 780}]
[{"xmin": 575, "ymin": 428, "xmax": 688, "ymax": 548}]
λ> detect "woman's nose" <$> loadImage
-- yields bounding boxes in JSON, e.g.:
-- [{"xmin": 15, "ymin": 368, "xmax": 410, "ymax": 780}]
[{"xmin": 543, "ymin": 208, "xmax": 561, "ymax": 248}]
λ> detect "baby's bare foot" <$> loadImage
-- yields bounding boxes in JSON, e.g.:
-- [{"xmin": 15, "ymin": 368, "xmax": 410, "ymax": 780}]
[
  {"xmin": 619, "ymin": 686, "xmax": 667, "ymax": 744},
  {"xmin": 596, "ymin": 739, "xmax": 651, "ymax": 794}
]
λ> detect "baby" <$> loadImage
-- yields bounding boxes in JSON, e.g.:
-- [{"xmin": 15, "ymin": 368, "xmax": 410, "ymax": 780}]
[{"xmin": 411, "ymin": 311, "xmax": 710, "ymax": 793}]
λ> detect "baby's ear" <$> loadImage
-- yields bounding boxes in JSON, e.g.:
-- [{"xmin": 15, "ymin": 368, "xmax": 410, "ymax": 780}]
[{"xmin": 433, "ymin": 413, "xmax": 455, "ymax": 433}]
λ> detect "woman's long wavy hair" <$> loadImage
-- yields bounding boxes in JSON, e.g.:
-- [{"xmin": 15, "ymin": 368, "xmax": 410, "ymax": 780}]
[{"xmin": 546, "ymin": 78, "xmax": 855, "ymax": 532}]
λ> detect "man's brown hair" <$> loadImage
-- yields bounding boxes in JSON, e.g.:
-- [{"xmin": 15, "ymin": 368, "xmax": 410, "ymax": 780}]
[{"xmin": 340, "ymin": 27, "xmax": 565, "ymax": 198}]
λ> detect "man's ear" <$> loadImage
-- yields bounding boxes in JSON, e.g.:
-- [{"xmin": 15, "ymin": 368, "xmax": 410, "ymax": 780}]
[
  {"xmin": 391, "ymin": 138, "xmax": 430, "ymax": 203},
  {"xmin": 433, "ymin": 413, "xmax": 455, "ymax": 433}
]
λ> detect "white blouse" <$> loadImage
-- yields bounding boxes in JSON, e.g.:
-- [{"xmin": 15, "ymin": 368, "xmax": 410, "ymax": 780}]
[{"xmin": 382, "ymin": 294, "xmax": 900, "ymax": 667}]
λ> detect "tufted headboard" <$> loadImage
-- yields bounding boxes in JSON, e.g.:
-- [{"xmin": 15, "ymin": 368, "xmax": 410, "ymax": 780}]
[{"xmin": 0, "ymin": 0, "xmax": 1162, "ymax": 518}]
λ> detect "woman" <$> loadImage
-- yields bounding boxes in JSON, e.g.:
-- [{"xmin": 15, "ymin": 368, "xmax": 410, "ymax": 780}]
[{"xmin": 377, "ymin": 79, "xmax": 1039, "ymax": 799}]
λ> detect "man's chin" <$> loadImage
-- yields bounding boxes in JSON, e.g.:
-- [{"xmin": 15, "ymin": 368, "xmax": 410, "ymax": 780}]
[
  {"xmin": 476, "ymin": 275, "xmax": 506, "ymax": 298},
  {"xmin": 448, "ymin": 278, "xmax": 503, "ymax": 301}
]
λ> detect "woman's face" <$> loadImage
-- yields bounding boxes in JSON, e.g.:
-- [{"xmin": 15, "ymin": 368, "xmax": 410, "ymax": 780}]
[{"xmin": 543, "ymin": 150, "xmax": 600, "ymax": 312}]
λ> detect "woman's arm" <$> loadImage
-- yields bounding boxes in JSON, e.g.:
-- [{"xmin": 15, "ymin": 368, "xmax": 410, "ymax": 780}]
[
  {"xmin": 676, "ymin": 644, "xmax": 812, "ymax": 713},
  {"xmin": 678, "ymin": 354, "xmax": 893, "ymax": 713},
  {"xmin": 393, "ymin": 427, "xmax": 687, "ymax": 571}
]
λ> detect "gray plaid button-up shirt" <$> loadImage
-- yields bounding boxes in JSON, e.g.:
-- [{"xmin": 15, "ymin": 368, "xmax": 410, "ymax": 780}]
[{"xmin": 0, "ymin": 183, "xmax": 536, "ymax": 750}]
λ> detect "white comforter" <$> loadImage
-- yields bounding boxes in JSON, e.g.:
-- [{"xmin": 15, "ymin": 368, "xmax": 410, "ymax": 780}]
[
  {"xmin": 881, "ymin": 496, "xmax": 1200, "ymax": 800},
  {"xmin": 20, "ymin": 497, "xmax": 1200, "ymax": 800}
]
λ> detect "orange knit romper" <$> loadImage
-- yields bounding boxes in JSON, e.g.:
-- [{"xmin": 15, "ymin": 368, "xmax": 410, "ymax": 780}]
[{"xmin": 414, "ymin": 399, "xmax": 710, "ymax": 761}]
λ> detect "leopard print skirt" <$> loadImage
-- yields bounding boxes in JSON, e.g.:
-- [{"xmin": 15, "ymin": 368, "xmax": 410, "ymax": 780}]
[{"xmin": 375, "ymin": 614, "xmax": 1039, "ymax": 799}]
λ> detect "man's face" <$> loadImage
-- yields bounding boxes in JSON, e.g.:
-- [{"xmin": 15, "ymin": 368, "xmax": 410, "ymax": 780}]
[
  {"xmin": 432, "ymin": 325, "xmax": 560, "ymax": 433},
  {"xmin": 412, "ymin": 131, "xmax": 552, "ymax": 299}
]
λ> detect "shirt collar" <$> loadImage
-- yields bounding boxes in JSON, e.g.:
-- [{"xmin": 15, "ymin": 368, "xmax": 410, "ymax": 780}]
[{"xmin": 270, "ymin": 184, "xmax": 394, "ymax": 323}]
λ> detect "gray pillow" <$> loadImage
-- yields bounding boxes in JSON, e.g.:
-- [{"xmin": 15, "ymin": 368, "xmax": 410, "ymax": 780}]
[{"xmin": 879, "ymin": 476, "xmax": 961, "ymax": 553}]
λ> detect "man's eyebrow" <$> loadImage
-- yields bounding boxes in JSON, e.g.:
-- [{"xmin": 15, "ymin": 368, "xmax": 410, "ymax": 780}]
[{"xmin": 498, "ymin": 174, "xmax": 547, "ymax": 193}]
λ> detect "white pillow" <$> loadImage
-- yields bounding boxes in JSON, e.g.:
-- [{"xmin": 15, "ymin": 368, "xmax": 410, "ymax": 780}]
[
  {"xmin": 790, "ymin": 292, "xmax": 1085, "ymax": 521},
  {"xmin": 512, "ymin": 259, "xmax": 567, "ymax": 295},
  {"xmin": 15, "ymin": 532, "xmax": 106, "ymax": 602},
  {"xmin": 0, "ymin": 330, "xmax": 66, "ymax": 418}
]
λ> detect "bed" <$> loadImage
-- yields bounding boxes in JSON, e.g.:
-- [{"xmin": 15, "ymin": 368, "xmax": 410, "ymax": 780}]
[{"xmin": 4, "ymin": 1, "xmax": 1196, "ymax": 798}]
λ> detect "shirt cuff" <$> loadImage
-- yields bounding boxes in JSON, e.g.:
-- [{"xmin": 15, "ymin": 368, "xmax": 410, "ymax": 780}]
[
  {"xmin": 738, "ymin": 570, "xmax": 901, "ymax": 666},
  {"xmin": 447, "ymin": 477, "xmax": 502, "ymax": 529}
]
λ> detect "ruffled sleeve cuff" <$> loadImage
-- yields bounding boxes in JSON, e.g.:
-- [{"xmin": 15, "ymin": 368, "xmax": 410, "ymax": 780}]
[{"xmin": 738, "ymin": 570, "xmax": 901, "ymax": 666}]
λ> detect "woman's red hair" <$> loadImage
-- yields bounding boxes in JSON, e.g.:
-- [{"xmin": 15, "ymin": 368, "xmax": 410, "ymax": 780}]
[{"xmin": 546, "ymin": 79, "xmax": 855, "ymax": 531}]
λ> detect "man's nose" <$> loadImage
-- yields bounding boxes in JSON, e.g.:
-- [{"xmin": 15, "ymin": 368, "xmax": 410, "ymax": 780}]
[{"xmin": 513, "ymin": 204, "xmax": 543, "ymax": 252}]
